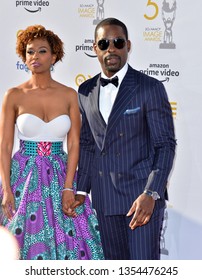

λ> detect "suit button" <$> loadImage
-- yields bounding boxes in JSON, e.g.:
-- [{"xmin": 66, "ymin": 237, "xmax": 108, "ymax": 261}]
[
  {"xmin": 119, "ymin": 132, "xmax": 124, "ymax": 137},
  {"xmin": 101, "ymin": 151, "xmax": 106, "ymax": 156},
  {"xmin": 118, "ymin": 173, "xmax": 122, "ymax": 178},
  {"xmin": 99, "ymin": 171, "xmax": 103, "ymax": 176},
  {"xmin": 116, "ymin": 152, "xmax": 120, "ymax": 157}
]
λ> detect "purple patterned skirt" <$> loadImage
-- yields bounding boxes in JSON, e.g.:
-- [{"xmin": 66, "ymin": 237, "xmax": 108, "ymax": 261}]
[{"xmin": 0, "ymin": 140, "xmax": 104, "ymax": 260}]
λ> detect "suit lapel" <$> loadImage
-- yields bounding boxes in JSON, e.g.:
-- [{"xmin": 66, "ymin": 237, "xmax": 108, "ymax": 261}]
[{"xmin": 83, "ymin": 75, "xmax": 107, "ymax": 150}]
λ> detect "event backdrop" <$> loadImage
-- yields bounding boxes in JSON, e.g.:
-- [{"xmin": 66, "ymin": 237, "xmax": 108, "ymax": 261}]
[{"xmin": 0, "ymin": 0, "xmax": 201, "ymax": 259}]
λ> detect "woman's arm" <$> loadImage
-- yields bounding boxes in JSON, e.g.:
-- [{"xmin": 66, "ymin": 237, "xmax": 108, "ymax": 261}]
[
  {"xmin": 62, "ymin": 88, "xmax": 81, "ymax": 216},
  {"xmin": 0, "ymin": 89, "xmax": 17, "ymax": 219}
]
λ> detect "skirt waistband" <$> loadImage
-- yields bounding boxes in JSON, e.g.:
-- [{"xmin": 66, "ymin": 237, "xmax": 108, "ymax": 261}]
[{"xmin": 20, "ymin": 140, "xmax": 63, "ymax": 156}]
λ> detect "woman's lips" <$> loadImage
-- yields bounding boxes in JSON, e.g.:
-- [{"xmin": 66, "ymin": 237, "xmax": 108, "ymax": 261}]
[{"xmin": 32, "ymin": 62, "xmax": 41, "ymax": 67}]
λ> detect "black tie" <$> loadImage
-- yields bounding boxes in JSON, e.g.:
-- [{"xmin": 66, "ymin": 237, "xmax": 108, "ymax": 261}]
[{"xmin": 100, "ymin": 76, "xmax": 119, "ymax": 87}]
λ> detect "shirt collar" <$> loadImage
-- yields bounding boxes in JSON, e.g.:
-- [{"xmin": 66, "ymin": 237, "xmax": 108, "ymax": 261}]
[{"xmin": 101, "ymin": 63, "xmax": 128, "ymax": 85}]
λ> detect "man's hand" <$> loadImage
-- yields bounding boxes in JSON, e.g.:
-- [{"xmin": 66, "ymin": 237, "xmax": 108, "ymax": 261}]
[
  {"xmin": 70, "ymin": 194, "xmax": 86, "ymax": 210},
  {"xmin": 126, "ymin": 193, "xmax": 155, "ymax": 230}
]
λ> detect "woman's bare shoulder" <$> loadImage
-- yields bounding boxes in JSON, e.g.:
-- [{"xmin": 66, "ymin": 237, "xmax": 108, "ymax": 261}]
[
  {"xmin": 4, "ymin": 87, "xmax": 20, "ymax": 100},
  {"xmin": 5, "ymin": 82, "xmax": 27, "ymax": 96},
  {"xmin": 54, "ymin": 81, "xmax": 78, "ymax": 97},
  {"xmin": 3, "ymin": 82, "xmax": 28, "ymax": 106}
]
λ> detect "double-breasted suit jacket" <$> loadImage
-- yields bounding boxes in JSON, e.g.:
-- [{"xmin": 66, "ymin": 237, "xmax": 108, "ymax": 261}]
[{"xmin": 77, "ymin": 65, "xmax": 176, "ymax": 215}]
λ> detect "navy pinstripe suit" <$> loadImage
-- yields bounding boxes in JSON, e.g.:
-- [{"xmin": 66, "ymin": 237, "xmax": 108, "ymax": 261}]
[{"xmin": 77, "ymin": 65, "xmax": 176, "ymax": 259}]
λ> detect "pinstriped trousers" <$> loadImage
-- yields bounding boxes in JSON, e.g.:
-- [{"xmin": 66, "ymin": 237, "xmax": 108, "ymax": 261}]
[{"xmin": 96, "ymin": 207, "xmax": 165, "ymax": 260}]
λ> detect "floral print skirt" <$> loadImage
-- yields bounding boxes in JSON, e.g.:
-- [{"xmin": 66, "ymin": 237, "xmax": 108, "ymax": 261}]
[{"xmin": 0, "ymin": 140, "xmax": 104, "ymax": 260}]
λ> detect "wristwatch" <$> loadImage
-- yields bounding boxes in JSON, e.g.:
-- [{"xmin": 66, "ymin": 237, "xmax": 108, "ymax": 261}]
[{"xmin": 143, "ymin": 189, "xmax": 160, "ymax": 200}]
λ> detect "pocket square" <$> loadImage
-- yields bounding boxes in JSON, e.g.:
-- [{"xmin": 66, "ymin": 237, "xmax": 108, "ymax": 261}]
[{"xmin": 124, "ymin": 107, "xmax": 140, "ymax": 115}]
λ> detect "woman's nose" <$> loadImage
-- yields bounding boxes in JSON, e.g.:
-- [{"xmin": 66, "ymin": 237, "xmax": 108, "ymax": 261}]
[{"xmin": 33, "ymin": 51, "xmax": 39, "ymax": 58}]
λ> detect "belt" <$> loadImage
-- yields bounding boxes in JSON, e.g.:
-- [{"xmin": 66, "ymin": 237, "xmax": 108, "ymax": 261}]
[{"xmin": 20, "ymin": 140, "xmax": 63, "ymax": 156}]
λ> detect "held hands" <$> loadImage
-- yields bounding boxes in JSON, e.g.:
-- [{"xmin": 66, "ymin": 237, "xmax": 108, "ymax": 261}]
[
  {"xmin": 62, "ymin": 189, "xmax": 76, "ymax": 217},
  {"xmin": 2, "ymin": 189, "xmax": 16, "ymax": 220},
  {"xmin": 3, "ymin": 187, "xmax": 86, "ymax": 219},
  {"xmin": 126, "ymin": 193, "xmax": 155, "ymax": 230},
  {"xmin": 62, "ymin": 190, "xmax": 85, "ymax": 217},
  {"xmin": 70, "ymin": 194, "xmax": 86, "ymax": 214}
]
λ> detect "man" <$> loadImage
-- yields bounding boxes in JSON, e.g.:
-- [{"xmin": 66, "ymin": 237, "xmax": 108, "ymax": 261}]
[{"xmin": 76, "ymin": 18, "xmax": 176, "ymax": 260}]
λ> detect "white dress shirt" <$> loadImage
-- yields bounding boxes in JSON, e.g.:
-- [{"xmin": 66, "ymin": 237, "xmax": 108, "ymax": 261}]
[{"xmin": 99, "ymin": 63, "xmax": 128, "ymax": 123}]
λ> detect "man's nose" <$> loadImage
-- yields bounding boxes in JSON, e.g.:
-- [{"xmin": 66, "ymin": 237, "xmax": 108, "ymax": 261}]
[{"xmin": 108, "ymin": 41, "xmax": 115, "ymax": 51}]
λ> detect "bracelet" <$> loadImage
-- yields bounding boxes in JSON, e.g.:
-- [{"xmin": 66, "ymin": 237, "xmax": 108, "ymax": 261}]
[{"xmin": 62, "ymin": 188, "xmax": 74, "ymax": 192}]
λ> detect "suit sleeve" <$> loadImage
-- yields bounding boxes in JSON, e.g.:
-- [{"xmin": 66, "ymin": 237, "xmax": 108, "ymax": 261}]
[
  {"xmin": 146, "ymin": 80, "xmax": 176, "ymax": 198},
  {"xmin": 77, "ymin": 94, "xmax": 95, "ymax": 193}
]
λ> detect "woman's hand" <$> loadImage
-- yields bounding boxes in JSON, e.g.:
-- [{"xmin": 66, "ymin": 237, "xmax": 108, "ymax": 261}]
[
  {"xmin": 62, "ymin": 189, "xmax": 76, "ymax": 217},
  {"xmin": 62, "ymin": 191, "xmax": 86, "ymax": 218},
  {"xmin": 1, "ymin": 189, "xmax": 15, "ymax": 220}
]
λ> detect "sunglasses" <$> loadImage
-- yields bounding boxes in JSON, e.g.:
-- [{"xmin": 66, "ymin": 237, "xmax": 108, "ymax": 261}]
[{"xmin": 97, "ymin": 38, "xmax": 126, "ymax": 51}]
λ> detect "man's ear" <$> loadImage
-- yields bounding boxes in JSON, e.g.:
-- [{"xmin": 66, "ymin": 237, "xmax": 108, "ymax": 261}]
[
  {"xmin": 93, "ymin": 42, "xmax": 98, "ymax": 54},
  {"xmin": 127, "ymin": 40, "xmax": 131, "ymax": 53}
]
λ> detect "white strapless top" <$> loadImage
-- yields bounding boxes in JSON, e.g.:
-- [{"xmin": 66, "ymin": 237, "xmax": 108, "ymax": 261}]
[{"xmin": 16, "ymin": 113, "xmax": 71, "ymax": 142}]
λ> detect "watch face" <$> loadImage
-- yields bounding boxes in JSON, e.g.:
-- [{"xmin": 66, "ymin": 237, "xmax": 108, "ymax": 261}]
[
  {"xmin": 152, "ymin": 192, "xmax": 160, "ymax": 200},
  {"xmin": 152, "ymin": 193, "xmax": 157, "ymax": 200}
]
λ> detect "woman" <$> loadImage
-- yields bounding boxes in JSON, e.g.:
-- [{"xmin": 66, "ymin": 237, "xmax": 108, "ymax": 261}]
[{"xmin": 0, "ymin": 25, "xmax": 104, "ymax": 260}]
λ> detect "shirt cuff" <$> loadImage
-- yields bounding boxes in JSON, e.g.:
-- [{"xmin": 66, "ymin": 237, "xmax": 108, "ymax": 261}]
[{"xmin": 76, "ymin": 191, "xmax": 87, "ymax": 196}]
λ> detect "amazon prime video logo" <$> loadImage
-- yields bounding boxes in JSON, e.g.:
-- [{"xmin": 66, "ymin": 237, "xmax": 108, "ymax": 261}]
[
  {"xmin": 75, "ymin": 39, "xmax": 96, "ymax": 58},
  {"xmin": 159, "ymin": 0, "xmax": 177, "ymax": 49},
  {"xmin": 16, "ymin": 0, "xmax": 50, "ymax": 13}
]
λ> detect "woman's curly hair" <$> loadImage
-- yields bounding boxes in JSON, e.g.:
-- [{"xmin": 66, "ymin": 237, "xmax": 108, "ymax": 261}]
[{"xmin": 16, "ymin": 25, "xmax": 64, "ymax": 64}]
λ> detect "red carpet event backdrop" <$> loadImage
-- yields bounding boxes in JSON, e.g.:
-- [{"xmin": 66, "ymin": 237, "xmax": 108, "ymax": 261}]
[{"xmin": 0, "ymin": 0, "xmax": 201, "ymax": 260}]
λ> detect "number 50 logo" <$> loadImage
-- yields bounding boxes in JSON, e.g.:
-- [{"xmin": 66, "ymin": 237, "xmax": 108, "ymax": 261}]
[{"xmin": 144, "ymin": 0, "xmax": 159, "ymax": 20}]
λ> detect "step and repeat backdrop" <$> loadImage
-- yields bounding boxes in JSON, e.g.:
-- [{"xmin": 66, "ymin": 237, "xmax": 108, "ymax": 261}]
[{"xmin": 0, "ymin": 0, "xmax": 201, "ymax": 259}]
